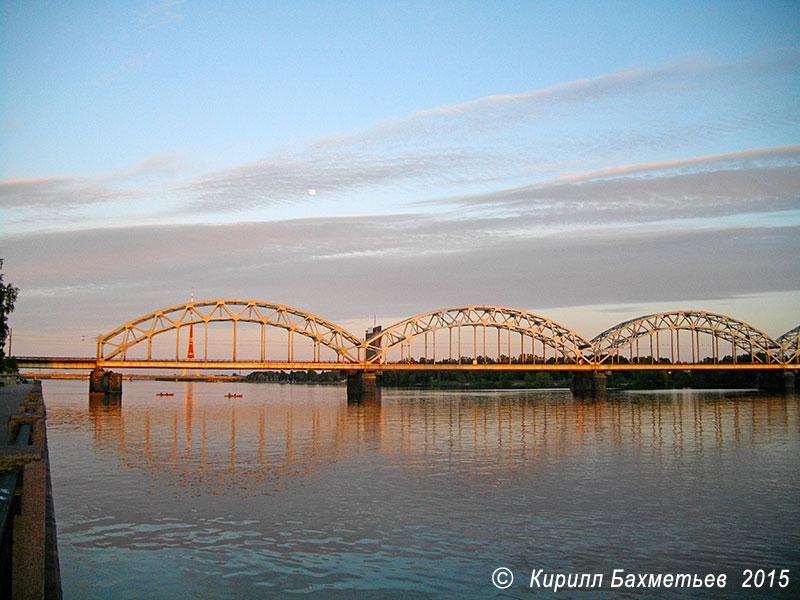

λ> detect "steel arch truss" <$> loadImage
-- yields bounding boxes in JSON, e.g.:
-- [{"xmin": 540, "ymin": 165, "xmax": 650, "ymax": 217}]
[
  {"xmin": 364, "ymin": 306, "xmax": 593, "ymax": 365},
  {"xmin": 590, "ymin": 311, "xmax": 782, "ymax": 365},
  {"xmin": 98, "ymin": 299, "xmax": 363, "ymax": 363},
  {"xmin": 777, "ymin": 325, "xmax": 800, "ymax": 364}
]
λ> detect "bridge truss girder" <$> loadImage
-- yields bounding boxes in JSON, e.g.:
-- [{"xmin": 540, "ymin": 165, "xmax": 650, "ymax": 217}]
[
  {"xmin": 98, "ymin": 299, "xmax": 363, "ymax": 364},
  {"xmin": 363, "ymin": 306, "xmax": 593, "ymax": 365},
  {"xmin": 590, "ymin": 311, "xmax": 783, "ymax": 365},
  {"xmin": 777, "ymin": 325, "xmax": 800, "ymax": 364},
  {"xmin": 82, "ymin": 302, "xmax": 796, "ymax": 371}
]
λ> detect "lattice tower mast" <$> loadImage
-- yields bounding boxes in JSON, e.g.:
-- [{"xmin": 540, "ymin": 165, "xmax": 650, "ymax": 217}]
[
  {"xmin": 182, "ymin": 290, "xmax": 199, "ymax": 376},
  {"xmin": 186, "ymin": 289, "xmax": 195, "ymax": 360}
]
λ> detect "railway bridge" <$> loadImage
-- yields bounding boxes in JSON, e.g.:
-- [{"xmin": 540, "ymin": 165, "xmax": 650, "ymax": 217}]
[{"xmin": 16, "ymin": 299, "xmax": 800, "ymax": 401}]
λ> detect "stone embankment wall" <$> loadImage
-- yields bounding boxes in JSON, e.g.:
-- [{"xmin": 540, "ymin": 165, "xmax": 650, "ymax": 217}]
[{"xmin": 0, "ymin": 380, "xmax": 61, "ymax": 599}]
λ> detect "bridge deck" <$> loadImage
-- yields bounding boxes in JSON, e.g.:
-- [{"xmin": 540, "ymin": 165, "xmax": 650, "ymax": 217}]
[{"xmin": 16, "ymin": 357, "xmax": 796, "ymax": 372}]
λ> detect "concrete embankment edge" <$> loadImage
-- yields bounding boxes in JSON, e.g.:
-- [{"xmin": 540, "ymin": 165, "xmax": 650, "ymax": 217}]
[{"xmin": 0, "ymin": 380, "xmax": 62, "ymax": 599}]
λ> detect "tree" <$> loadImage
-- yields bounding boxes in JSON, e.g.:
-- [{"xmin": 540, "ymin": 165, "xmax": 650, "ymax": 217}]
[{"xmin": 1, "ymin": 259, "xmax": 19, "ymax": 368}]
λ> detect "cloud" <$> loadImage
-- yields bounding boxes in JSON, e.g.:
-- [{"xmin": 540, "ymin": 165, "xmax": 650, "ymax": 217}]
[
  {"xmin": 3, "ymin": 52, "xmax": 798, "ymax": 233},
  {"xmin": 511, "ymin": 145, "xmax": 800, "ymax": 189},
  {"xmin": 316, "ymin": 55, "xmax": 738, "ymax": 141},
  {"xmin": 0, "ymin": 154, "xmax": 185, "ymax": 210},
  {"xmin": 136, "ymin": 0, "xmax": 185, "ymax": 31},
  {"xmin": 181, "ymin": 152, "xmax": 469, "ymax": 212},
  {"xmin": 313, "ymin": 51, "xmax": 800, "ymax": 157},
  {"xmin": 113, "ymin": 153, "xmax": 186, "ymax": 181},
  {"xmin": 177, "ymin": 52, "xmax": 800, "ymax": 216},
  {"xmin": 4, "ymin": 211, "xmax": 798, "ymax": 343},
  {"xmin": 0, "ymin": 154, "xmax": 197, "ymax": 233},
  {"xmin": 421, "ymin": 145, "xmax": 800, "ymax": 228},
  {"xmin": 0, "ymin": 176, "xmax": 131, "ymax": 210},
  {"xmin": 4, "ymin": 53, "xmax": 799, "ymax": 353}
]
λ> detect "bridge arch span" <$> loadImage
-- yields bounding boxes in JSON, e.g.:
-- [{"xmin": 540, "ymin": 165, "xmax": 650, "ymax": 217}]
[
  {"xmin": 365, "ymin": 306, "xmax": 592, "ymax": 365},
  {"xmin": 777, "ymin": 325, "xmax": 800, "ymax": 364},
  {"xmin": 590, "ymin": 311, "xmax": 782, "ymax": 365},
  {"xmin": 98, "ymin": 299, "xmax": 363, "ymax": 364}
]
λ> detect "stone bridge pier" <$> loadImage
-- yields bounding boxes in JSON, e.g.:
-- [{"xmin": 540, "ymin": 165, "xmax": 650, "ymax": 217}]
[
  {"xmin": 89, "ymin": 368, "xmax": 122, "ymax": 396},
  {"xmin": 758, "ymin": 370, "xmax": 797, "ymax": 394},
  {"xmin": 346, "ymin": 372, "xmax": 380, "ymax": 403},
  {"xmin": 570, "ymin": 371, "xmax": 607, "ymax": 400}
]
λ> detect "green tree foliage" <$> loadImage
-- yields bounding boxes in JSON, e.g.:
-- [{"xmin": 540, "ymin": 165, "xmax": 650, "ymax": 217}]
[
  {"xmin": 0, "ymin": 258, "xmax": 19, "ymax": 370},
  {"xmin": 606, "ymin": 368, "xmax": 759, "ymax": 389},
  {"xmin": 376, "ymin": 367, "xmax": 571, "ymax": 389},
  {"xmin": 245, "ymin": 364, "xmax": 763, "ymax": 390},
  {"xmin": 245, "ymin": 370, "xmax": 341, "ymax": 384},
  {"xmin": 1, "ymin": 259, "xmax": 19, "ymax": 369}
]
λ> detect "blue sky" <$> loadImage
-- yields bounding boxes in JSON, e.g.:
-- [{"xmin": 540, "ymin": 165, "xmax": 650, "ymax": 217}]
[
  {"xmin": 4, "ymin": 0, "xmax": 797, "ymax": 179},
  {"xmin": 1, "ymin": 0, "xmax": 799, "ymax": 355}
]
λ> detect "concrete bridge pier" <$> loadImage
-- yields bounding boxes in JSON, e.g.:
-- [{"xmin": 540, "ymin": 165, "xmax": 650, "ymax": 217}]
[
  {"xmin": 783, "ymin": 370, "xmax": 796, "ymax": 393},
  {"xmin": 89, "ymin": 369, "xmax": 122, "ymax": 396},
  {"xmin": 757, "ymin": 370, "xmax": 797, "ymax": 394},
  {"xmin": 570, "ymin": 371, "xmax": 607, "ymax": 400},
  {"xmin": 346, "ymin": 372, "xmax": 380, "ymax": 403}
]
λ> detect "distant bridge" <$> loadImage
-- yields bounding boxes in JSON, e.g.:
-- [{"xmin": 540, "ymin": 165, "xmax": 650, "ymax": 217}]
[{"xmin": 16, "ymin": 299, "xmax": 799, "ymax": 372}]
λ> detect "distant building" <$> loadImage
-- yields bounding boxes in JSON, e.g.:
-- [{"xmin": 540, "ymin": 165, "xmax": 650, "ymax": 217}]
[{"xmin": 365, "ymin": 325, "xmax": 382, "ymax": 361}]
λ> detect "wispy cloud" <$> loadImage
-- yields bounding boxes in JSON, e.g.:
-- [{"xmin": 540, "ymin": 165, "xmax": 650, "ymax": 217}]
[
  {"xmin": 181, "ymin": 152, "xmax": 471, "ymax": 212},
  {"xmin": 176, "ymin": 52, "xmax": 800, "ymax": 217},
  {"xmin": 4, "ymin": 199, "xmax": 798, "ymax": 355},
  {"xmin": 4, "ymin": 52, "xmax": 799, "ymax": 351},
  {"xmin": 3, "ymin": 52, "xmax": 797, "ymax": 233},
  {"xmin": 0, "ymin": 154, "xmax": 194, "ymax": 232},
  {"xmin": 312, "ymin": 51, "xmax": 799, "ymax": 157},
  {"xmin": 5, "ymin": 214, "xmax": 798, "ymax": 316},
  {"xmin": 0, "ymin": 153, "xmax": 186, "ymax": 210},
  {"xmin": 420, "ymin": 145, "xmax": 800, "ymax": 228},
  {"xmin": 0, "ymin": 176, "xmax": 130, "ymax": 210},
  {"xmin": 136, "ymin": 0, "xmax": 185, "ymax": 31}
]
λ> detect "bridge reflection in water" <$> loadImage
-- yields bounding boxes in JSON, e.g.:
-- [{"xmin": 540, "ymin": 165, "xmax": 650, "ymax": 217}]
[
  {"xmin": 47, "ymin": 378, "xmax": 800, "ymax": 598},
  {"xmin": 80, "ymin": 382, "xmax": 800, "ymax": 495}
]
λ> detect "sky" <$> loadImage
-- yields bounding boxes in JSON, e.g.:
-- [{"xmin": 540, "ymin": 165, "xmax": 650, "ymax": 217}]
[{"xmin": 1, "ymin": 0, "xmax": 799, "ymax": 356}]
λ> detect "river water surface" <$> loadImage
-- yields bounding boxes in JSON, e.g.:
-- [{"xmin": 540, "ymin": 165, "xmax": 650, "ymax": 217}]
[{"xmin": 43, "ymin": 379, "xmax": 799, "ymax": 598}]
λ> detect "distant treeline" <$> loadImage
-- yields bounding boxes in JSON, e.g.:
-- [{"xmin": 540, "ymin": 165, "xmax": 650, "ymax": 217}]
[
  {"xmin": 376, "ymin": 370, "xmax": 570, "ymax": 389},
  {"xmin": 245, "ymin": 366, "xmax": 772, "ymax": 390},
  {"xmin": 377, "ymin": 369, "xmax": 763, "ymax": 390},
  {"xmin": 606, "ymin": 369, "xmax": 762, "ymax": 390},
  {"xmin": 245, "ymin": 370, "xmax": 342, "ymax": 384},
  {"xmin": 377, "ymin": 353, "xmax": 772, "ymax": 389}
]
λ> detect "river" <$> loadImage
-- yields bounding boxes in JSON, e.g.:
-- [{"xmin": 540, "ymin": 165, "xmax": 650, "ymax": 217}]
[{"xmin": 42, "ymin": 379, "xmax": 799, "ymax": 598}]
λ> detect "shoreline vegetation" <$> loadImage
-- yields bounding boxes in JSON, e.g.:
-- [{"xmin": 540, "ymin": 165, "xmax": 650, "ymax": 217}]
[{"xmin": 244, "ymin": 367, "xmax": 770, "ymax": 391}]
